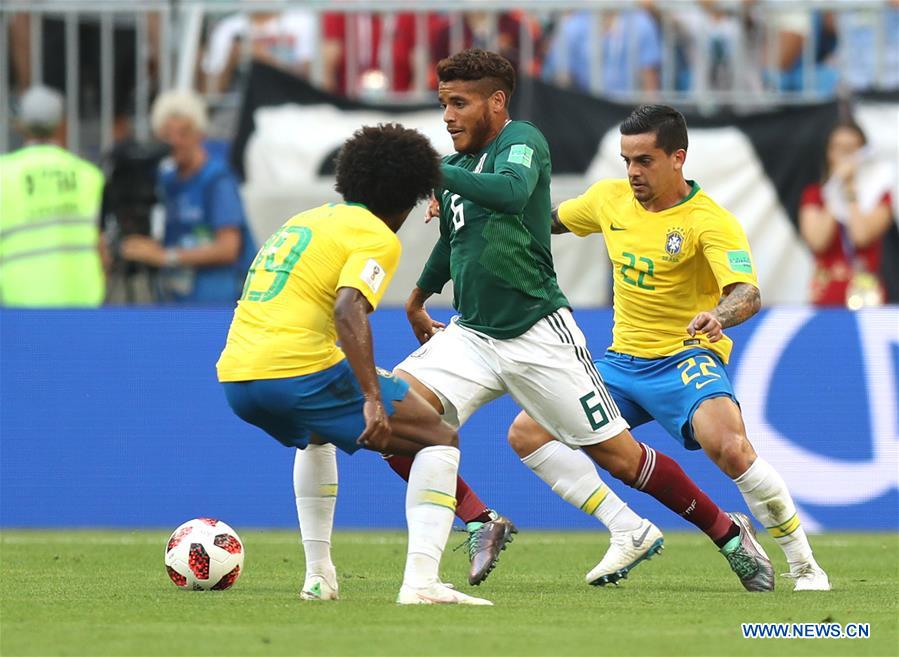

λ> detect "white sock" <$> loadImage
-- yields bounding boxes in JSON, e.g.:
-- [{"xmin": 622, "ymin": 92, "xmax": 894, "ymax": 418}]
[
  {"xmin": 521, "ymin": 441, "xmax": 643, "ymax": 534},
  {"xmin": 734, "ymin": 457, "xmax": 816, "ymax": 571},
  {"xmin": 294, "ymin": 444, "xmax": 338, "ymax": 576},
  {"xmin": 402, "ymin": 445, "xmax": 460, "ymax": 589}
]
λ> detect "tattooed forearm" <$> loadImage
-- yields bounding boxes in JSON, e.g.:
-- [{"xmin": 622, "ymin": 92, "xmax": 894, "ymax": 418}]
[
  {"xmin": 712, "ymin": 283, "xmax": 761, "ymax": 328},
  {"xmin": 551, "ymin": 208, "xmax": 570, "ymax": 234}
]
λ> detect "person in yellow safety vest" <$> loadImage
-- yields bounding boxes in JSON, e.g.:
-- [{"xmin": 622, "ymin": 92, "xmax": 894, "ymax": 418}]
[{"xmin": 0, "ymin": 86, "xmax": 106, "ymax": 307}]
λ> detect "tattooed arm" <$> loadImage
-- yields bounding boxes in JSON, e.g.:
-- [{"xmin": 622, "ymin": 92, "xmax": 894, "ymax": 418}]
[
  {"xmin": 686, "ymin": 283, "xmax": 761, "ymax": 343},
  {"xmin": 714, "ymin": 283, "xmax": 762, "ymax": 327},
  {"xmin": 551, "ymin": 207, "xmax": 571, "ymax": 234}
]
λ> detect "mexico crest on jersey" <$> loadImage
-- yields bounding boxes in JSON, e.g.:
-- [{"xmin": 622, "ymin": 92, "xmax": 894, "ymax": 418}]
[{"xmin": 664, "ymin": 227, "xmax": 685, "ymax": 261}]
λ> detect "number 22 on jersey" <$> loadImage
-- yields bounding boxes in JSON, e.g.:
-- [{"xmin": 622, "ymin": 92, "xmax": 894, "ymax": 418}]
[
  {"xmin": 620, "ymin": 252, "xmax": 655, "ymax": 290},
  {"xmin": 241, "ymin": 226, "xmax": 312, "ymax": 302}
]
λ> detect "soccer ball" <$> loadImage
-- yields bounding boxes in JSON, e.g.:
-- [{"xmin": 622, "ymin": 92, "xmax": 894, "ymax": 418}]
[{"xmin": 164, "ymin": 518, "xmax": 244, "ymax": 590}]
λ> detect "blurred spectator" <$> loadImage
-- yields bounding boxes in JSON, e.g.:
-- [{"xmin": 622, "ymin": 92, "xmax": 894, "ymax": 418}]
[
  {"xmin": 321, "ymin": 12, "xmax": 433, "ymax": 96},
  {"xmin": 202, "ymin": 8, "xmax": 317, "ymax": 94},
  {"xmin": 542, "ymin": 10, "xmax": 661, "ymax": 95},
  {"xmin": 836, "ymin": 1, "xmax": 899, "ymax": 91},
  {"xmin": 799, "ymin": 120, "xmax": 895, "ymax": 308},
  {"xmin": 120, "ymin": 91, "xmax": 255, "ymax": 304},
  {"xmin": 0, "ymin": 87, "xmax": 106, "ymax": 307},
  {"xmin": 763, "ymin": 6, "xmax": 838, "ymax": 94},
  {"xmin": 670, "ymin": 1, "xmax": 762, "ymax": 93},
  {"xmin": 9, "ymin": 12, "xmax": 159, "ymax": 144},
  {"xmin": 429, "ymin": 11, "xmax": 544, "ymax": 82}
]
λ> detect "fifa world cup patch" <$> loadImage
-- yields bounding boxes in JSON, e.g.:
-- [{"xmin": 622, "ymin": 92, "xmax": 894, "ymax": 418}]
[
  {"xmin": 727, "ymin": 250, "xmax": 753, "ymax": 274},
  {"xmin": 360, "ymin": 258, "xmax": 387, "ymax": 293},
  {"xmin": 507, "ymin": 144, "xmax": 534, "ymax": 168}
]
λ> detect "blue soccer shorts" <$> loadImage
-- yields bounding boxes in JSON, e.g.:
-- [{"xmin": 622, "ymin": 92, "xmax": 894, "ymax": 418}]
[
  {"xmin": 595, "ymin": 348, "xmax": 738, "ymax": 450},
  {"xmin": 222, "ymin": 360, "xmax": 410, "ymax": 454}
]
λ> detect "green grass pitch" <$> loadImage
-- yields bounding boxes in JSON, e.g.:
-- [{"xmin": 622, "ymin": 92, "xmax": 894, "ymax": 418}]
[{"xmin": 1, "ymin": 530, "xmax": 896, "ymax": 657}]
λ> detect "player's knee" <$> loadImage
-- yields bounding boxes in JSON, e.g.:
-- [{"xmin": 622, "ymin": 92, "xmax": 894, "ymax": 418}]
[
  {"xmin": 507, "ymin": 413, "xmax": 547, "ymax": 457},
  {"xmin": 716, "ymin": 434, "xmax": 754, "ymax": 478}
]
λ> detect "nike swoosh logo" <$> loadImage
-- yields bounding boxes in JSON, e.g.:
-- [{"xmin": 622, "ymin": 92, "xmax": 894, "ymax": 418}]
[
  {"xmin": 695, "ymin": 377, "xmax": 721, "ymax": 390},
  {"xmin": 610, "ymin": 225, "xmax": 626, "ymax": 231},
  {"xmin": 631, "ymin": 525, "xmax": 651, "ymax": 547}
]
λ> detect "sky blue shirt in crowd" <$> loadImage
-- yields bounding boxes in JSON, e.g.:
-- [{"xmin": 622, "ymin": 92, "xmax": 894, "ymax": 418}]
[
  {"xmin": 838, "ymin": 7, "xmax": 899, "ymax": 91},
  {"xmin": 542, "ymin": 10, "xmax": 662, "ymax": 94},
  {"xmin": 158, "ymin": 152, "xmax": 256, "ymax": 304}
]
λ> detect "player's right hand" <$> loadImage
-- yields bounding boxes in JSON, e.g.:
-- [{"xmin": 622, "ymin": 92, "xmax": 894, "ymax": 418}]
[
  {"xmin": 358, "ymin": 399, "xmax": 392, "ymax": 452},
  {"xmin": 424, "ymin": 195, "xmax": 440, "ymax": 223},
  {"xmin": 407, "ymin": 307, "xmax": 445, "ymax": 344},
  {"xmin": 687, "ymin": 311, "xmax": 724, "ymax": 343}
]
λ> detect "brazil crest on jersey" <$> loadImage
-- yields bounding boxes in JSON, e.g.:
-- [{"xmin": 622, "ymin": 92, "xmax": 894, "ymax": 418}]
[
  {"xmin": 558, "ymin": 179, "xmax": 758, "ymax": 363},
  {"xmin": 217, "ymin": 203, "xmax": 400, "ymax": 381},
  {"xmin": 417, "ymin": 120, "xmax": 569, "ymax": 339}
]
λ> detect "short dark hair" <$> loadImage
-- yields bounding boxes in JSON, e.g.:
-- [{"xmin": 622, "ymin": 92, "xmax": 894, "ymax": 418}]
[
  {"xmin": 620, "ymin": 105, "xmax": 688, "ymax": 154},
  {"xmin": 334, "ymin": 123, "xmax": 440, "ymax": 217},
  {"xmin": 437, "ymin": 48, "xmax": 515, "ymax": 104}
]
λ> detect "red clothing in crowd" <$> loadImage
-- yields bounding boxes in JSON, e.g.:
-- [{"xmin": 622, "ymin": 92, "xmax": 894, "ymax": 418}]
[
  {"xmin": 324, "ymin": 13, "xmax": 435, "ymax": 94},
  {"xmin": 799, "ymin": 183, "xmax": 890, "ymax": 306},
  {"xmin": 428, "ymin": 11, "xmax": 544, "ymax": 83}
]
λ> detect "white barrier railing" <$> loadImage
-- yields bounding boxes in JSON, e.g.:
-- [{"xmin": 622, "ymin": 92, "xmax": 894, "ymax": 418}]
[{"xmin": 2, "ymin": 0, "xmax": 895, "ymax": 159}]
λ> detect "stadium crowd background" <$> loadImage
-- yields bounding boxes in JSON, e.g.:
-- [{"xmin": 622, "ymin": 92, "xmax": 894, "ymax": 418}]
[
  {"xmin": 1, "ymin": 1, "xmax": 897, "ymax": 533},
  {"xmin": 1, "ymin": 0, "xmax": 898, "ymax": 309}
]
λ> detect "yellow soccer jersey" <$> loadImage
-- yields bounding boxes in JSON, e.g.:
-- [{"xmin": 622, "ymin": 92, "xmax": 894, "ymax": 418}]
[
  {"xmin": 559, "ymin": 179, "xmax": 758, "ymax": 363},
  {"xmin": 216, "ymin": 203, "xmax": 401, "ymax": 381}
]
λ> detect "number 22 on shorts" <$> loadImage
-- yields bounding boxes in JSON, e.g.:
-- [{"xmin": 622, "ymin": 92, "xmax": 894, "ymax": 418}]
[{"xmin": 677, "ymin": 354, "xmax": 721, "ymax": 389}]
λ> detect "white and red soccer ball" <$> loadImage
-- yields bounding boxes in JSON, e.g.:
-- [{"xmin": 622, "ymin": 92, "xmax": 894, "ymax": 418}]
[{"xmin": 164, "ymin": 518, "xmax": 244, "ymax": 591}]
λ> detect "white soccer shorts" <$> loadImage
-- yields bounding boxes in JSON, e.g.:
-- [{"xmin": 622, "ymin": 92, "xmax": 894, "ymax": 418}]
[{"xmin": 394, "ymin": 308, "xmax": 628, "ymax": 447}]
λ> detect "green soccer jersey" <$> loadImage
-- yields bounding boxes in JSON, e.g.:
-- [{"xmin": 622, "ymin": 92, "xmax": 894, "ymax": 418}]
[{"xmin": 417, "ymin": 120, "xmax": 569, "ymax": 339}]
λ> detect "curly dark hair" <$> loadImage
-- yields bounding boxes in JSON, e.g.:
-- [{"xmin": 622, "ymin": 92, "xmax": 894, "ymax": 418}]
[
  {"xmin": 334, "ymin": 123, "xmax": 440, "ymax": 217},
  {"xmin": 436, "ymin": 48, "xmax": 515, "ymax": 104},
  {"xmin": 620, "ymin": 105, "xmax": 688, "ymax": 154}
]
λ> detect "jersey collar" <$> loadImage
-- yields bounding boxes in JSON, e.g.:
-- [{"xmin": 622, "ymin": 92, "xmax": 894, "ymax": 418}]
[
  {"xmin": 473, "ymin": 119, "xmax": 513, "ymax": 159},
  {"xmin": 671, "ymin": 180, "xmax": 701, "ymax": 208}
]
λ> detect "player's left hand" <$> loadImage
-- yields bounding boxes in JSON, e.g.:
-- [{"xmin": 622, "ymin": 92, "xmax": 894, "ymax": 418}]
[
  {"xmin": 687, "ymin": 312, "xmax": 725, "ymax": 343},
  {"xmin": 120, "ymin": 236, "xmax": 167, "ymax": 267},
  {"xmin": 407, "ymin": 306, "xmax": 445, "ymax": 344}
]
